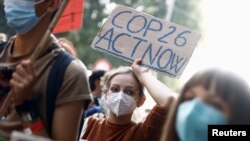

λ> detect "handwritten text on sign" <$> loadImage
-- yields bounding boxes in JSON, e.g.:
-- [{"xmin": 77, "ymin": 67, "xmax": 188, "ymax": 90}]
[{"xmin": 91, "ymin": 5, "xmax": 200, "ymax": 78}]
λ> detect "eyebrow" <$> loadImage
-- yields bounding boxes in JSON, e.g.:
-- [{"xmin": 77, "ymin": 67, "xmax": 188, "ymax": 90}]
[{"xmin": 110, "ymin": 84, "xmax": 136, "ymax": 90}]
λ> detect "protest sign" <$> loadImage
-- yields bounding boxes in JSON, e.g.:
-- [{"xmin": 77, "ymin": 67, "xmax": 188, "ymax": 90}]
[{"xmin": 91, "ymin": 5, "xmax": 200, "ymax": 78}]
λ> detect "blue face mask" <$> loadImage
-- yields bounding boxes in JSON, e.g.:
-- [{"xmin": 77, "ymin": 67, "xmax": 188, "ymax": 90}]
[
  {"xmin": 4, "ymin": 0, "xmax": 46, "ymax": 35},
  {"xmin": 175, "ymin": 98, "xmax": 227, "ymax": 141}
]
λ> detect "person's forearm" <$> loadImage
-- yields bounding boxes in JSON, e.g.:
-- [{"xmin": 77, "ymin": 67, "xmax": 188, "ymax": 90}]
[{"xmin": 139, "ymin": 72, "xmax": 175, "ymax": 108}]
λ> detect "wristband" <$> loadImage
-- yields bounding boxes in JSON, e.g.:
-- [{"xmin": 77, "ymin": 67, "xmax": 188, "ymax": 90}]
[{"xmin": 23, "ymin": 119, "xmax": 45, "ymax": 135}]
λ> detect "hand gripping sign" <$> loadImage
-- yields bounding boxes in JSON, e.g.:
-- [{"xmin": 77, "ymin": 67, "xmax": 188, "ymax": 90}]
[{"xmin": 91, "ymin": 5, "xmax": 200, "ymax": 78}]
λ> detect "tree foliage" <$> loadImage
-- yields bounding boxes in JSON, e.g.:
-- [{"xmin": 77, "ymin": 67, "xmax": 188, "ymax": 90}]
[{"xmin": 172, "ymin": 0, "xmax": 202, "ymax": 31}]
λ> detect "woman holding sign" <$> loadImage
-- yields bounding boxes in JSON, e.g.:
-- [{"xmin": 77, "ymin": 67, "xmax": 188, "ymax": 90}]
[{"xmin": 81, "ymin": 59, "xmax": 175, "ymax": 141}]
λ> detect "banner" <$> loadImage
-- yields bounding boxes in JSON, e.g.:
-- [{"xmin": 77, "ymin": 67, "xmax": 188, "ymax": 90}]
[
  {"xmin": 52, "ymin": 0, "xmax": 84, "ymax": 34},
  {"xmin": 91, "ymin": 5, "xmax": 200, "ymax": 78}
]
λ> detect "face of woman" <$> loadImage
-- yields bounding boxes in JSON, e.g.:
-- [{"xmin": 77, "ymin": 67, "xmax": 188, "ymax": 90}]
[
  {"xmin": 175, "ymin": 85, "xmax": 229, "ymax": 141},
  {"xmin": 108, "ymin": 73, "xmax": 140, "ymax": 102},
  {"xmin": 182, "ymin": 85, "xmax": 230, "ymax": 118},
  {"xmin": 183, "ymin": 85, "xmax": 207, "ymax": 101},
  {"xmin": 104, "ymin": 73, "xmax": 141, "ymax": 118}
]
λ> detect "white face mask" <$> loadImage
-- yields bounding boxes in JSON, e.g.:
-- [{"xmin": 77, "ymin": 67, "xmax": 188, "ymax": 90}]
[
  {"xmin": 105, "ymin": 91, "xmax": 137, "ymax": 117},
  {"xmin": 99, "ymin": 95, "xmax": 109, "ymax": 116}
]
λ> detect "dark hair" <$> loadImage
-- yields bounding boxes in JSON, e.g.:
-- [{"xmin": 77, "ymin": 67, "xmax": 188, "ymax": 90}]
[
  {"xmin": 180, "ymin": 69, "xmax": 250, "ymax": 124},
  {"xmin": 89, "ymin": 70, "xmax": 106, "ymax": 91},
  {"xmin": 160, "ymin": 69, "xmax": 250, "ymax": 141}
]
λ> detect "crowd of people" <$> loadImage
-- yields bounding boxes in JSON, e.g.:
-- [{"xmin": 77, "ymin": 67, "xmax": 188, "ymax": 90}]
[{"xmin": 0, "ymin": 0, "xmax": 250, "ymax": 141}]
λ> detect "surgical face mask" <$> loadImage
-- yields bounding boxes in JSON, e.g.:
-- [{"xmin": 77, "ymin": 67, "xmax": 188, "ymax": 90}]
[
  {"xmin": 105, "ymin": 91, "xmax": 137, "ymax": 117},
  {"xmin": 4, "ymin": 0, "xmax": 46, "ymax": 35},
  {"xmin": 175, "ymin": 98, "xmax": 227, "ymax": 141}
]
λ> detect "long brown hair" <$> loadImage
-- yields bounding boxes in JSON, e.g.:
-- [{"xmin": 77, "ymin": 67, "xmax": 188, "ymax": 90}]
[{"xmin": 160, "ymin": 69, "xmax": 250, "ymax": 141}]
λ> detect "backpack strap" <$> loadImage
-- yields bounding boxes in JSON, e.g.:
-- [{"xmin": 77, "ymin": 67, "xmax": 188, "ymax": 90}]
[
  {"xmin": 0, "ymin": 42, "xmax": 6, "ymax": 53},
  {"xmin": 46, "ymin": 51, "xmax": 74, "ymax": 137}
]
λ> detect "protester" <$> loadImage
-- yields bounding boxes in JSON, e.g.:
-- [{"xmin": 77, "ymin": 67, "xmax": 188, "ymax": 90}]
[
  {"xmin": 57, "ymin": 37, "xmax": 78, "ymax": 57},
  {"xmin": 160, "ymin": 68, "xmax": 250, "ymax": 141},
  {"xmin": 0, "ymin": 0, "xmax": 91, "ymax": 140},
  {"xmin": 81, "ymin": 59, "xmax": 175, "ymax": 141},
  {"xmin": 85, "ymin": 70, "xmax": 106, "ymax": 118}
]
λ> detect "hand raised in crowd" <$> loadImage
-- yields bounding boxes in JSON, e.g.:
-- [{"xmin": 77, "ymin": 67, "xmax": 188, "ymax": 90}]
[
  {"xmin": 131, "ymin": 59, "xmax": 175, "ymax": 109},
  {"xmin": 10, "ymin": 60, "xmax": 35, "ymax": 106},
  {"xmin": 131, "ymin": 59, "xmax": 149, "ymax": 81}
]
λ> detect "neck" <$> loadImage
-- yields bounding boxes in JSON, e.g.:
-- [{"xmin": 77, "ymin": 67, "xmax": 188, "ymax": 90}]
[
  {"xmin": 13, "ymin": 15, "xmax": 51, "ymax": 57},
  {"xmin": 91, "ymin": 90, "xmax": 101, "ymax": 97},
  {"xmin": 108, "ymin": 112, "xmax": 132, "ymax": 125}
]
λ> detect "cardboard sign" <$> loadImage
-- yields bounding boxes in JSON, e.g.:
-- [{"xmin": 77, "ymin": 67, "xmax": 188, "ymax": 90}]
[{"xmin": 91, "ymin": 5, "xmax": 200, "ymax": 78}]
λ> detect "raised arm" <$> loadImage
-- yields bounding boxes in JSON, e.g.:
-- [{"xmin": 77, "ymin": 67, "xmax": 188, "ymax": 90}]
[{"xmin": 131, "ymin": 59, "xmax": 175, "ymax": 109}]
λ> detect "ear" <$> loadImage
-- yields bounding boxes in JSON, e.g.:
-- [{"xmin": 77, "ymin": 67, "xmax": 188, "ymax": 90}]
[
  {"xmin": 46, "ymin": 0, "xmax": 61, "ymax": 13},
  {"xmin": 137, "ymin": 96, "xmax": 146, "ymax": 107}
]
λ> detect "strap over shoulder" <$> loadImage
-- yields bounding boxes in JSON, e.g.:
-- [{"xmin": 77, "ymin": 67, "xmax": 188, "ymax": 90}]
[{"xmin": 46, "ymin": 51, "xmax": 75, "ymax": 137}]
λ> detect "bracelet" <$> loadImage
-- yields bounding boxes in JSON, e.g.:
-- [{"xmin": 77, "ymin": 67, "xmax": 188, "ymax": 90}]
[{"xmin": 23, "ymin": 119, "xmax": 45, "ymax": 135}]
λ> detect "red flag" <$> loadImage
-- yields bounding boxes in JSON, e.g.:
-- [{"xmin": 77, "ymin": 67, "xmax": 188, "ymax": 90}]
[{"xmin": 52, "ymin": 0, "xmax": 84, "ymax": 34}]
